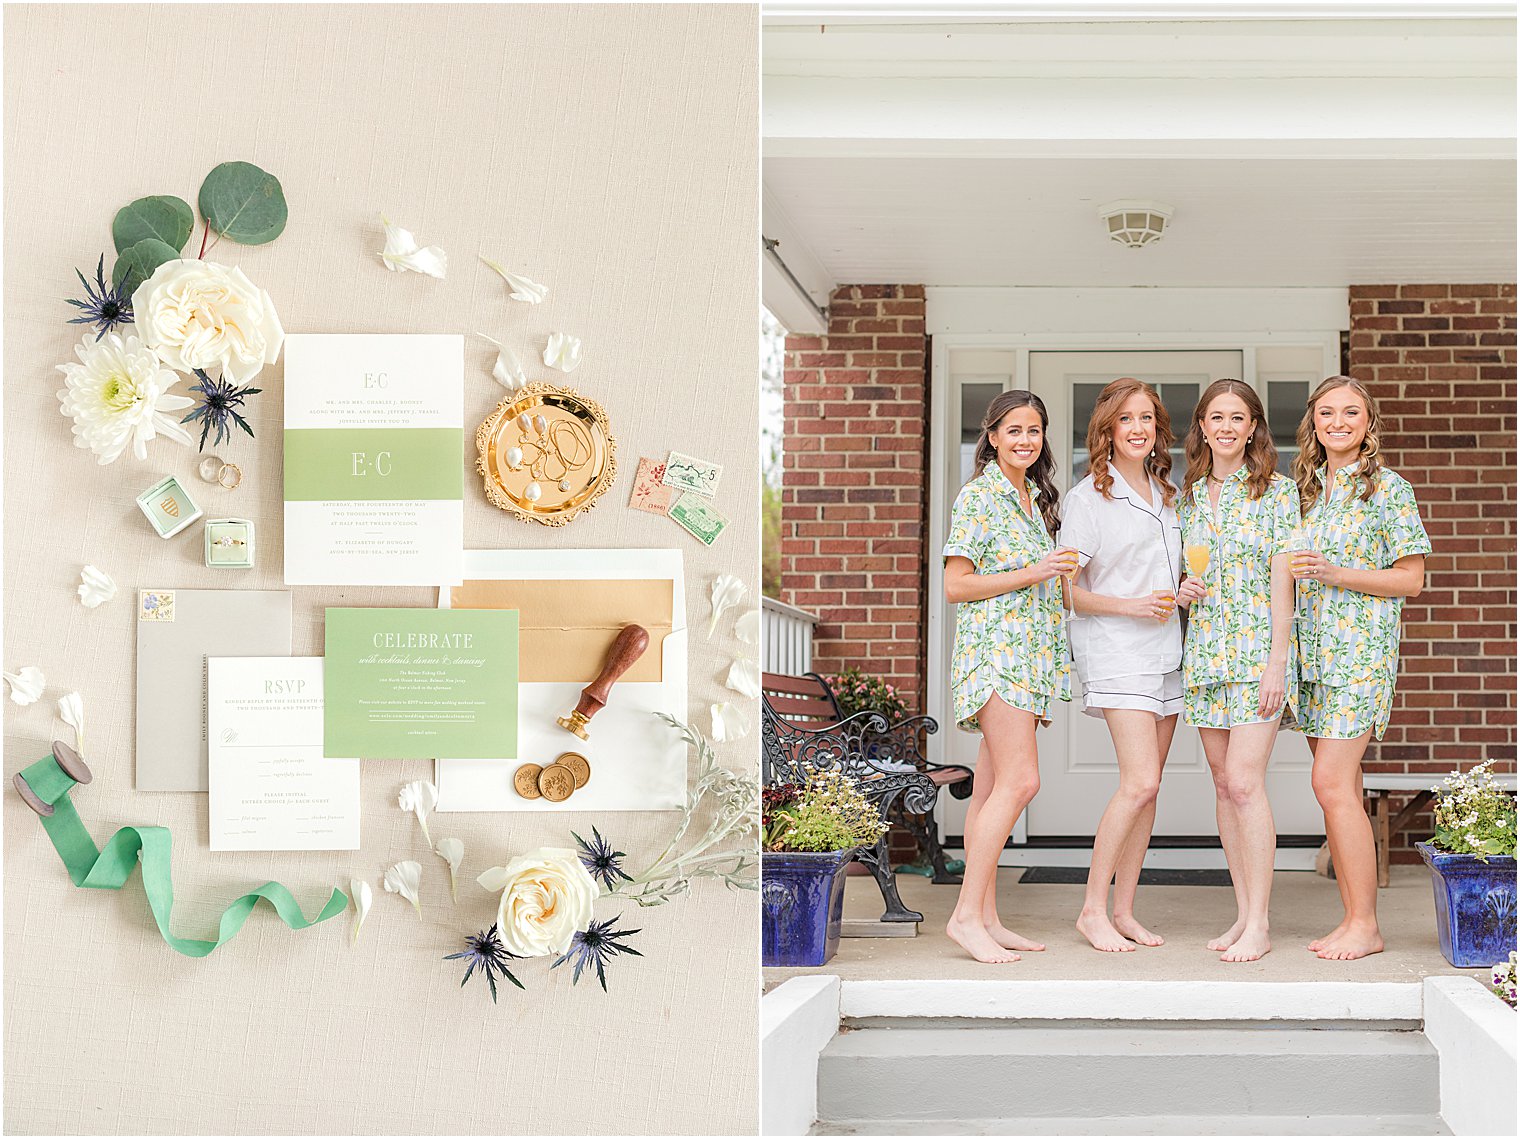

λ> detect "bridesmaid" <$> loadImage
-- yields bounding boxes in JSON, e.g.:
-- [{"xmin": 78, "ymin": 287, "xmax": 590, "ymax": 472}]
[
  {"xmin": 1289, "ymin": 376, "xmax": 1429, "ymax": 961},
  {"xmin": 942, "ymin": 390, "xmax": 1074, "ymax": 964},
  {"xmin": 1176, "ymin": 379, "xmax": 1298, "ymax": 963},
  {"xmin": 1061, "ymin": 378, "xmax": 1203, "ymax": 952}
]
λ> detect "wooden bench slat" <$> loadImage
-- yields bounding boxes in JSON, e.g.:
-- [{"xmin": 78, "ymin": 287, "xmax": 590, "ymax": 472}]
[{"xmin": 762, "ymin": 672, "xmax": 832, "ymax": 697}]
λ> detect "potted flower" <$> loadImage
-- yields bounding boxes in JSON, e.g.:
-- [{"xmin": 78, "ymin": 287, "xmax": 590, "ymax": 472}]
[
  {"xmin": 1417, "ymin": 759, "xmax": 1517, "ymax": 968},
  {"xmin": 1492, "ymin": 952, "xmax": 1516, "ymax": 1010},
  {"xmin": 761, "ymin": 768, "xmax": 889, "ymax": 968}
]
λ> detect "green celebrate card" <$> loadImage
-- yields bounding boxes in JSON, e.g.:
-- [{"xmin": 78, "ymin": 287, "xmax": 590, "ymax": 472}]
[{"xmin": 323, "ymin": 608, "xmax": 518, "ymax": 759}]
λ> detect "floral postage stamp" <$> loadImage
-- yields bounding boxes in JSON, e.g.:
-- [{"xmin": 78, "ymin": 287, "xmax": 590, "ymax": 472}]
[{"xmin": 629, "ymin": 456, "xmax": 674, "ymax": 516}]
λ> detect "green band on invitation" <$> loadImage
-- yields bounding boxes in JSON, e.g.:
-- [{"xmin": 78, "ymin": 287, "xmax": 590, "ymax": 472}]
[
  {"xmin": 284, "ymin": 427, "xmax": 463, "ymax": 501},
  {"xmin": 20, "ymin": 753, "xmax": 347, "ymax": 958}
]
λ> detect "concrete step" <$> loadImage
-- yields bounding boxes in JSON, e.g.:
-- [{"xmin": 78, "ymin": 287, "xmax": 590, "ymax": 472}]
[
  {"xmin": 811, "ymin": 1113, "xmax": 1452, "ymax": 1135},
  {"xmin": 817, "ymin": 1026, "xmax": 1440, "ymax": 1123}
]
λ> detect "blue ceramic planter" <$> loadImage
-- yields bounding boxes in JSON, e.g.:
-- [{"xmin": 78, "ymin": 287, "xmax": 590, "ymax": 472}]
[
  {"xmin": 1417, "ymin": 842, "xmax": 1518, "ymax": 969},
  {"xmin": 761, "ymin": 849, "xmax": 854, "ymax": 968}
]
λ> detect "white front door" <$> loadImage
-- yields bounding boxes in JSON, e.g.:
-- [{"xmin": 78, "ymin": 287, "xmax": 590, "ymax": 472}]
[{"xmin": 936, "ymin": 348, "xmax": 1325, "ymax": 847}]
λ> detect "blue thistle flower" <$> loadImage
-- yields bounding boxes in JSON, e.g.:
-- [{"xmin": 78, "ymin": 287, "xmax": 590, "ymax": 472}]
[
  {"xmin": 573, "ymin": 826, "xmax": 634, "ymax": 892},
  {"xmin": 551, "ymin": 915, "xmax": 642, "ymax": 991},
  {"xmin": 65, "ymin": 255, "xmax": 134, "ymax": 340},
  {"xmin": 180, "ymin": 369, "xmax": 261, "ymax": 451},
  {"xmin": 443, "ymin": 923, "xmax": 524, "ymax": 1003}
]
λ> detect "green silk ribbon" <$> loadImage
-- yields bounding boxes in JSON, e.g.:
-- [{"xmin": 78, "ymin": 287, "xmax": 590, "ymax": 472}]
[{"xmin": 20, "ymin": 752, "xmax": 347, "ymax": 958}]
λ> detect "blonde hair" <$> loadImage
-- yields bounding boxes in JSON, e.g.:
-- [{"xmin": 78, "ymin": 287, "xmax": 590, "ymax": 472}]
[{"xmin": 1292, "ymin": 375, "xmax": 1384, "ymax": 515}]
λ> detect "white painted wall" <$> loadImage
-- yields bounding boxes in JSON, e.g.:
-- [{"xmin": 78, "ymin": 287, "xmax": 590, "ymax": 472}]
[
  {"xmin": 1424, "ymin": 975, "xmax": 1519, "ymax": 1137},
  {"xmin": 761, "ymin": 976, "xmax": 841, "ymax": 1137}
]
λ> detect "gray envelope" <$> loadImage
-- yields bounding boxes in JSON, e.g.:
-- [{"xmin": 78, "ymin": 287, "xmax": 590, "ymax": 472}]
[{"xmin": 134, "ymin": 589, "xmax": 293, "ymax": 791}]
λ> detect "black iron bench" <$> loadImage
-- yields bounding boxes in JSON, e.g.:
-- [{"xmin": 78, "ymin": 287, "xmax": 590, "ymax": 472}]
[{"xmin": 761, "ymin": 670, "xmax": 972, "ymax": 923}]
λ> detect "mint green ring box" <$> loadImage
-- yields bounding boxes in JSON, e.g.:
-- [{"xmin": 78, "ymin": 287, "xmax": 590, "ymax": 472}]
[{"xmin": 135, "ymin": 475, "xmax": 203, "ymax": 538}]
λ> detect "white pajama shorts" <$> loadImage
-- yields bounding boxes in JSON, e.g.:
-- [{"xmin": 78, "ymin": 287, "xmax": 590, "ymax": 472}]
[{"xmin": 1079, "ymin": 669, "xmax": 1184, "ymax": 720}]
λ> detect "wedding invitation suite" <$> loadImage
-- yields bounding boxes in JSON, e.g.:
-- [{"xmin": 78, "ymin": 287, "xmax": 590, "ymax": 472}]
[
  {"xmin": 323, "ymin": 608, "xmax": 519, "ymax": 759},
  {"xmin": 283, "ymin": 333, "xmax": 465, "ymax": 586},
  {"xmin": 134, "ymin": 588, "xmax": 293, "ymax": 791},
  {"xmin": 207, "ymin": 658, "xmax": 360, "ymax": 851}
]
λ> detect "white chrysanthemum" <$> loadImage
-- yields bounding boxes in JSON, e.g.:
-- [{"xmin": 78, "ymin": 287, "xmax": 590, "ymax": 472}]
[{"xmin": 56, "ymin": 332, "xmax": 193, "ymax": 464}]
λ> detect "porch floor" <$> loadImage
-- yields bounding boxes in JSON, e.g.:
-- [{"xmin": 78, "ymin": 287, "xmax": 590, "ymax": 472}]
[{"xmin": 763, "ymin": 864, "xmax": 1488, "ymax": 987}]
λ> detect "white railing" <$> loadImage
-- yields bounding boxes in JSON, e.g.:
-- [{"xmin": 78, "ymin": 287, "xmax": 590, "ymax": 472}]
[{"xmin": 761, "ymin": 595, "xmax": 818, "ymax": 676}]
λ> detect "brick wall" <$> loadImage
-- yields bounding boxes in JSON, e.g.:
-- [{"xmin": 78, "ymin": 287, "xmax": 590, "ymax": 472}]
[
  {"xmin": 1348, "ymin": 283, "xmax": 1517, "ymax": 860},
  {"xmin": 780, "ymin": 285, "xmax": 930, "ymax": 711}
]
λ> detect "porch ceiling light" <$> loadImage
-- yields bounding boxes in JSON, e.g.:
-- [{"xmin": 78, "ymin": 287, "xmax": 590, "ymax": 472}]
[{"xmin": 1099, "ymin": 200, "xmax": 1174, "ymax": 249}]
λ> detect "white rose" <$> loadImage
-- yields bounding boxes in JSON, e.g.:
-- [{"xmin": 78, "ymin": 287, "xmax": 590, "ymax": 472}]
[
  {"xmin": 131, "ymin": 259, "xmax": 284, "ymax": 385},
  {"xmin": 475, "ymin": 846, "xmax": 598, "ymax": 958}
]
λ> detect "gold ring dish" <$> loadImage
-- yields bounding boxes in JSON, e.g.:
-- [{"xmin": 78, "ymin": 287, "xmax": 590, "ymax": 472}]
[{"xmin": 475, "ymin": 382, "xmax": 617, "ymax": 526}]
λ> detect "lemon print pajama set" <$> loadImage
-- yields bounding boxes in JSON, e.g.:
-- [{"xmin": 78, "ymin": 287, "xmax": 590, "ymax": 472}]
[
  {"xmin": 1178, "ymin": 467, "xmax": 1301, "ymax": 728},
  {"xmin": 1292, "ymin": 464, "xmax": 1431, "ymax": 740},
  {"xmin": 944, "ymin": 464, "xmax": 1071, "ymax": 731},
  {"xmin": 1058, "ymin": 469, "xmax": 1185, "ymax": 718}
]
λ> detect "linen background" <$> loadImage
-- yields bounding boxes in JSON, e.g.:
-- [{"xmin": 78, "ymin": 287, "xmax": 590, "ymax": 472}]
[{"xmin": 2, "ymin": 5, "xmax": 759, "ymax": 1134}]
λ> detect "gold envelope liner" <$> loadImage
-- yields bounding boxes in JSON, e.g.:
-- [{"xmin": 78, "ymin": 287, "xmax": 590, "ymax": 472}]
[{"xmin": 448, "ymin": 578, "xmax": 673, "ymax": 683}]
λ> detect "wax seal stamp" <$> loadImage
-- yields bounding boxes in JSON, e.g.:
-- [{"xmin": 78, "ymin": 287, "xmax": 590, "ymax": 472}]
[
  {"xmin": 557, "ymin": 752, "xmax": 592, "ymax": 789},
  {"xmin": 537, "ymin": 763, "xmax": 576, "ymax": 803},
  {"xmin": 556, "ymin": 624, "xmax": 650, "ymax": 740},
  {"xmin": 513, "ymin": 763, "xmax": 544, "ymax": 800}
]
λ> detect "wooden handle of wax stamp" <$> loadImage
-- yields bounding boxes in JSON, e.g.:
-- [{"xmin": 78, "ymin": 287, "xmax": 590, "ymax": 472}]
[{"xmin": 570, "ymin": 623, "xmax": 649, "ymax": 723}]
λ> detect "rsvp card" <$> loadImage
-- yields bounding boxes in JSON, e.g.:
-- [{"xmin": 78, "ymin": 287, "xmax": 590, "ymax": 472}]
[
  {"xmin": 283, "ymin": 333, "xmax": 464, "ymax": 586},
  {"xmin": 324, "ymin": 608, "xmax": 519, "ymax": 759},
  {"xmin": 207, "ymin": 657, "xmax": 360, "ymax": 851}
]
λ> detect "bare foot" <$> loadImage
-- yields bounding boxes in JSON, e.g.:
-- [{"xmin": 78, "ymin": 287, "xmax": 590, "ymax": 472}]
[
  {"xmin": 1221, "ymin": 927, "xmax": 1271, "ymax": 963},
  {"xmin": 1206, "ymin": 918, "xmax": 1247, "ymax": 952},
  {"xmin": 1308, "ymin": 921, "xmax": 1349, "ymax": 952},
  {"xmin": 1076, "ymin": 910, "xmax": 1137, "ymax": 953},
  {"xmin": 1316, "ymin": 925, "xmax": 1384, "ymax": 961},
  {"xmin": 947, "ymin": 915, "xmax": 1021, "ymax": 963},
  {"xmin": 986, "ymin": 922, "xmax": 1046, "ymax": 952},
  {"xmin": 1112, "ymin": 913, "xmax": 1165, "ymax": 947}
]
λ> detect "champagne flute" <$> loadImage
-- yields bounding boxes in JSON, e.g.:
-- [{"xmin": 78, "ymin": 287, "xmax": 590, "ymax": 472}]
[{"xmin": 1185, "ymin": 542, "xmax": 1211, "ymax": 579}]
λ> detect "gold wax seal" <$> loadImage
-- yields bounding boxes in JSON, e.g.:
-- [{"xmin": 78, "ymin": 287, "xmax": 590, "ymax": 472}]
[
  {"xmin": 475, "ymin": 382, "xmax": 617, "ymax": 526},
  {"xmin": 557, "ymin": 752, "xmax": 591, "ymax": 789},
  {"xmin": 514, "ymin": 763, "xmax": 544, "ymax": 800},
  {"xmin": 537, "ymin": 763, "xmax": 576, "ymax": 803}
]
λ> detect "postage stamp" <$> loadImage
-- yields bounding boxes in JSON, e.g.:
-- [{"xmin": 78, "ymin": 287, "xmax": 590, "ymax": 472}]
[
  {"xmin": 668, "ymin": 492, "xmax": 728, "ymax": 546},
  {"xmin": 661, "ymin": 450, "xmax": 723, "ymax": 498}
]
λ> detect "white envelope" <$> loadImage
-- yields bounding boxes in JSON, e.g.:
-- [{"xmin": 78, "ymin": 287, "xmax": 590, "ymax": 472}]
[{"xmin": 435, "ymin": 549, "xmax": 687, "ymax": 812}]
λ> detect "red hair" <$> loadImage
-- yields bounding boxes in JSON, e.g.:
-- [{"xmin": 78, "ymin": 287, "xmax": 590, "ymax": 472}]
[{"xmin": 1085, "ymin": 378, "xmax": 1177, "ymax": 507}]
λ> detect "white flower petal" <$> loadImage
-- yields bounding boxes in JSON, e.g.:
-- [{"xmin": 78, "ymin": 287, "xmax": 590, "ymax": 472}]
[
  {"xmin": 56, "ymin": 331, "xmax": 197, "ymax": 464},
  {"xmin": 710, "ymin": 701, "xmax": 749, "ymax": 742},
  {"xmin": 382, "ymin": 860, "xmax": 423, "ymax": 915},
  {"xmin": 734, "ymin": 608, "xmax": 760, "ymax": 646},
  {"xmin": 479, "ymin": 256, "xmax": 548, "ymax": 303},
  {"xmin": 378, "ymin": 214, "xmax": 447, "ymax": 278},
  {"xmin": 725, "ymin": 657, "xmax": 761, "ymax": 699},
  {"xmin": 435, "ymin": 837, "xmax": 464, "ymax": 902},
  {"xmin": 77, "ymin": 565, "xmax": 117, "ymax": 609},
  {"xmin": 4, "ymin": 666, "xmax": 45, "ymax": 706},
  {"xmin": 399, "ymin": 780, "xmax": 437, "ymax": 848},
  {"xmin": 707, "ymin": 574, "xmax": 747, "ymax": 638},
  {"xmin": 475, "ymin": 847, "xmax": 598, "ymax": 957},
  {"xmin": 542, "ymin": 332, "xmax": 583, "ymax": 373},
  {"xmin": 349, "ymin": 878, "xmax": 373, "ymax": 945},
  {"xmin": 476, "ymin": 333, "xmax": 528, "ymax": 391},
  {"xmin": 57, "ymin": 691, "xmax": 85, "ymax": 753}
]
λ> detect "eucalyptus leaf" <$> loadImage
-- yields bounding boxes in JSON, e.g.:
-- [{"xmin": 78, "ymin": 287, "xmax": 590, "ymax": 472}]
[
  {"xmin": 111, "ymin": 196, "xmax": 194, "ymax": 255},
  {"xmin": 198, "ymin": 161, "xmax": 288, "ymax": 245},
  {"xmin": 111, "ymin": 238, "xmax": 181, "ymax": 295}
]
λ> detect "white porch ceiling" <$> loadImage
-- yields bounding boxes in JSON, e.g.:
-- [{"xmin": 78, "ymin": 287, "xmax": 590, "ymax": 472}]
[
  {"xmin": 761, "ymin": 13, "xmax": 1517, "ymax": 296},
  {"xmin": 763, "ymin": 153, "xmax": 1517, "ymax": 287}
]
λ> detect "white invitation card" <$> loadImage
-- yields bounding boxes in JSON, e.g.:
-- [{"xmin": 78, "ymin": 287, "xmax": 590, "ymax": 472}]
[
  {"xmin": 207, "ymin": 657, "xmax": 360, "ymax": 851},
  {"xmin": 283, "ymin": 333, "xmax": 464, "ymax": 586}
]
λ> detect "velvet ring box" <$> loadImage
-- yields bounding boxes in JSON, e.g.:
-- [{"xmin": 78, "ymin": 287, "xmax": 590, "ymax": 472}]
[
  {"xmin": 204, "ymin": 518, "xmax": 255, "ymax": 568},
  {"xmin": 135, "ymin": 475, "xmax": 203, "ymax": 538}
]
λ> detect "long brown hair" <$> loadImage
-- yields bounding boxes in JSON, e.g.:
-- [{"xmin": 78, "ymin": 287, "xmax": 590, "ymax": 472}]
[
  {"xmin": 1292, "ymin": 375, "xmax": 1384, "ymax": 514},
  {"xmin": 1086, "ymin": 377, "xmax": 1177, "ymax": 507},
  {"xmin": 1182, "ymin": 379, "xmax": 1278, "ymax": 501},
  {"xmin": 971, "ymin": 389, "xmax": 1061, "ymax": 536}
]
